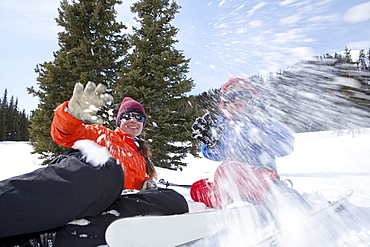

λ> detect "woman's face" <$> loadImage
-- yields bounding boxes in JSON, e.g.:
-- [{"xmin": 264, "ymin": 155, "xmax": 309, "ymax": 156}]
[
  {"xmin": 223, "ymin": 84, "xmax": 251, "ymax": 116},
  {"xmin": 119, "ymin": 113, "xmax": 144, "ymax": 137}
]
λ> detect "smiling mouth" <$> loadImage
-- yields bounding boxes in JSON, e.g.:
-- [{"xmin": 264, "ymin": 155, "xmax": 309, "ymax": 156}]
[{"xmin": 127, "ymin": 126, "xmax": 138, "ymax": 129}]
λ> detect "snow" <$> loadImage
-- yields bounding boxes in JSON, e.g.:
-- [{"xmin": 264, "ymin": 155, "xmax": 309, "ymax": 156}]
[
  {"xmin": 1, "ymin": 129, "xmax": 370, "ymax": 246},
  {"xmin": 67, "ymin": 219, "xmax": 90, "ymax": 226}
]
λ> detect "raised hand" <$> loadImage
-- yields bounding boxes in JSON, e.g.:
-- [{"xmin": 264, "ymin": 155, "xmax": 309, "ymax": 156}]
[
  {"xmin": 68, "ymin": 82, "xmax": 113, "ymax": 124},
  {"xmin": 191, "ymin": 113, "xmax": 224, "ymax": 149}
]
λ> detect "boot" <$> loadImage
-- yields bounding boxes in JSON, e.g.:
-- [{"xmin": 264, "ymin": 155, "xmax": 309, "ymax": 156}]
[{"xmin": 0, "ymin": 231, "xmax": 56, "ymax": 247}]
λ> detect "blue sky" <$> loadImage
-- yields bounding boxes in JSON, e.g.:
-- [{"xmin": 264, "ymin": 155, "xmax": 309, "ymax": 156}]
[{"xmin": 1, "ymin": 0, "xmax": 370, "ymax": 114}]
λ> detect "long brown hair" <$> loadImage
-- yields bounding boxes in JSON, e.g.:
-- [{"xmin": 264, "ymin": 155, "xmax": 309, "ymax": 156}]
[
  {"xmin": 136, "ymin": 138, "xmax": 157, "ymax": 179},
  {"xmin": 118, "ymin": 107, "xmax": 156, "ymax": 179}
]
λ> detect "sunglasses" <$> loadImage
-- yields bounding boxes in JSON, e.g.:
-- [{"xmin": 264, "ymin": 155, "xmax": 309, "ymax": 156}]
[
  {"xmin": 120, "ymin": 112, "xmax": 146, "ymax": 122},
  {"xmin": 223, "ymin": 90, "xmax": 252, "ymax": 103}
]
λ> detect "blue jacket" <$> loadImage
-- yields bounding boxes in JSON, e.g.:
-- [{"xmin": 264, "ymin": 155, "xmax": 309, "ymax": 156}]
[{"xmin": 201, "ymin": 114, "xmax": 294, "ymax": 172}]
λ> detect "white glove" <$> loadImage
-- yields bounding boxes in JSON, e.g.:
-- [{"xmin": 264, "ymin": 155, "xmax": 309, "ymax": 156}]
[
  {"xmin": 141, "ymin": 179, "xmax": 158, "ymax": 190},
  {"xmin": 68, "ymin": 82, "xmax": 113, "ymax": 124}
]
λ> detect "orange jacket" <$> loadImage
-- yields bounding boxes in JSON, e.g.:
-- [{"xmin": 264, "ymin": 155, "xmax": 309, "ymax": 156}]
[{"xmin": 50, "ymin": 101, "xmax": 148, "ymax": 190}]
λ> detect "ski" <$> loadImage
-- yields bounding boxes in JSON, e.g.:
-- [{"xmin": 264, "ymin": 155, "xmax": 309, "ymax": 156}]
[
  {"xmin": 105, "ymin": 190, "xmax": 353, "ymax": 247},
  {"xmin": 106, "ymin": 204, "xmax": 267, "ymax": 247}
]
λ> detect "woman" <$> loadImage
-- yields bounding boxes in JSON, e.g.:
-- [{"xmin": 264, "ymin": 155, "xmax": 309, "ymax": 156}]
[
  {"xmin": 0, "ymin": 82, "xmax": 188, "ymax": 247},
  {"xmin": 190, "ymin": 77, "xmax": 306, "ymax": 210},
  {"xmin": 51, "ymin": 83, "xmax": 156, "ymax": 190}
]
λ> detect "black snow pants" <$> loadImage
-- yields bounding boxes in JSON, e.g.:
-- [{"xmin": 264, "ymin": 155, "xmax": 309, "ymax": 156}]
[
  {"xmin": 0, "ymin": 149, "xmax": 189, "ymax": 247},
  {"xmin": 53, "ymin": 188, "xmax": 189, "ymax": 247},
  {"xmin": 0, "ymin": 149, "xmax": 124, "ymax": 238}
]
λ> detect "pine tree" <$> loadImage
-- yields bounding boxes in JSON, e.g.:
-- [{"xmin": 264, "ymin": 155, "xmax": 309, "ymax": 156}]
[
  {"xmin": 115, "ymin": 0, "xmax": 194, "ymax": 169},
  {"xmin": 0, "ymin": 90, "xmax": 8, "ymax": 141},
  {"xmin": 0, "ymin": 89, "xmax": 30, "ymax": 141},
  {"xmin": 27, "ymin": 0, "xmax": 128, "ymax": 164},
  {"xmin": 358, "ymin": 50, "xmax": 369, "ymax": 71},
  {"xmin": 343, "ymin": 46, "xmax": 352, "ymax": 63},
  {"xmin": 194, "ymin": 88, "xmax": 220, "ymax": 119},
  {"xmin": 19, "ymin": 109, "xmax": 30, "ymax": 141},
  {"xmin": 7, "ymin": 96, "xmax": 18, "ymax": 140}
]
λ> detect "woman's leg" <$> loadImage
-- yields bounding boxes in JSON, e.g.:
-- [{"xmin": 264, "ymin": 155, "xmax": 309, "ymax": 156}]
[
  {"xmin": 0, "ymin": 149, "xmax": 124, "ymax": 238},
  {"xmin": 53, "ymin": 188, "xmax": 189, "ymax": 247}
]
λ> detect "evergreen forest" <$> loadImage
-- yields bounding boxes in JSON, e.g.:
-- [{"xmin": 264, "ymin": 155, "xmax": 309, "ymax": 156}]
[{"xmin": 0, "ymin": 89, "xmax": 30, "ymax": 141}]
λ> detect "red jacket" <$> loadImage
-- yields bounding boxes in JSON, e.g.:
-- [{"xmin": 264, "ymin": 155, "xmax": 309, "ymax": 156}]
[{"xmin": 50, "ymin": 101, "xmax": 148, "ymax": 190}]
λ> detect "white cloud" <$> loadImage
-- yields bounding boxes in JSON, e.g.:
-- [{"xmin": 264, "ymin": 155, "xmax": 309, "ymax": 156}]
[
  {"xmin": 272, "ymin": 29, "xmax": 306, "ymax": 44},
  {"xmin": 279, "ymin": 14, "xmax": 302, "ymax": 26},
  {"xmin": 218, "ymin": 0, "xmax": 227, "ymax": 7},
  {"xmin": 290, "ymin": 46, "xmax": 315, "ymax": 59},
  {"xmin": 235, "ymin": 28, "xmax": 247, "ymax": 34},
  {"xmin": 279, "ymin": 0, "xmax": 298, "ymax": 6},
  {"xmin": 343, "ymin": 1, "xmax": 370, "ymax": 23},
  {"xmin": 308, "ymin": 14, "xmax": 340, "ymax": 23},
  {"xmin": 248, "ymin": 20, "xmax": 263, "ymax": 28},
  {"xmin": 247, "ymin": 2, "xmax": 267, "ymax": 15}
]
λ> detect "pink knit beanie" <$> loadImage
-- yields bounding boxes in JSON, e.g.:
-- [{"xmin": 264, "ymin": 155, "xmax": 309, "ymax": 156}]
[{"xmin": 116, "ymin": 97, "xmax": 146, "ymax": 126}]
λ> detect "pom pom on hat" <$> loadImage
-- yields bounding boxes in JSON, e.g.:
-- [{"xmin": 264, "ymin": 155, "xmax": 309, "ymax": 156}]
[{"xmin": 116, "ymin": 97, "xmax": 146, "ymax": 126}]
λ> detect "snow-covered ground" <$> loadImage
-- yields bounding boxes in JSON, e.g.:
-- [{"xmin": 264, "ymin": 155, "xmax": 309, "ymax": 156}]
[{"xmin": 1, "ymin": 129, "xmax": 370, "ymax": 246}]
